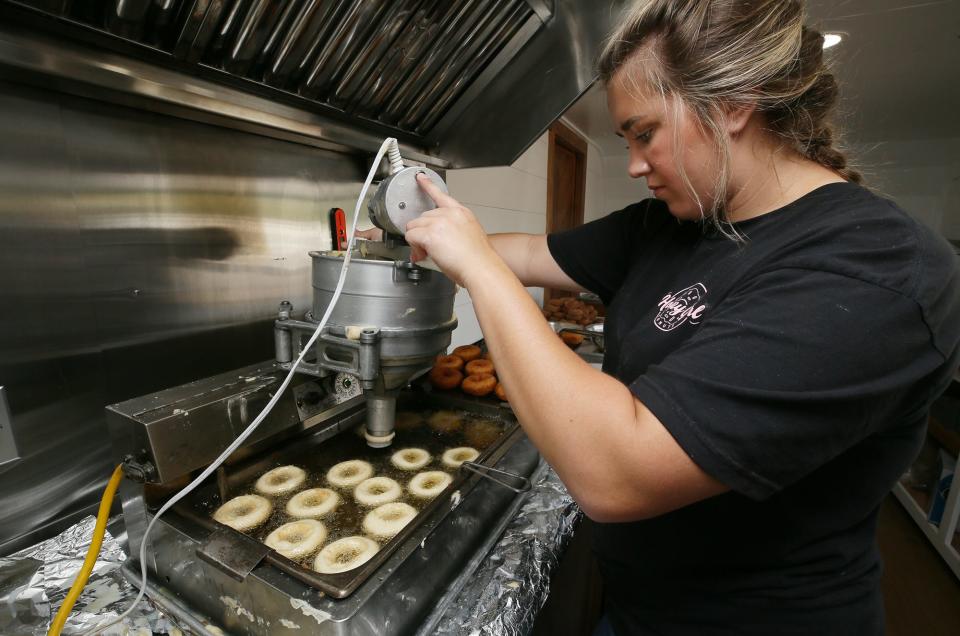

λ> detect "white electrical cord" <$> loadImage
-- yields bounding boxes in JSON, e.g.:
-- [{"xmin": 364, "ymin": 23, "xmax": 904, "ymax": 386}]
[
  {"xmin": 387, "ymin": 139, "xmax": 404, "ymax": 174},
  {"xmin": 84, "ymin": 137, "xmax": 401, "ymax": 635}
]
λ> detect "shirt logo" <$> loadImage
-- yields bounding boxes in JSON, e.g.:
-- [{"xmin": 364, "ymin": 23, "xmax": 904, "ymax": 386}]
[{"xmin": 655, "ymin": 283, "xmax": 708, "ymax": 332}]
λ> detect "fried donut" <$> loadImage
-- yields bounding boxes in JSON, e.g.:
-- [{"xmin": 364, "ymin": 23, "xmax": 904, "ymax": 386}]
[
  {"xmin": 494, "ymin": 382, "xmax": 508, "ymax": 402},
  {"xmin": 327, "ymin": 460, "xmax": 374, "ymax": 488},
  {"xmin": 461, "ymin": 372, "xmax": 496, "ymax": 397},
  {"xmin": 286, "ymin": 488, "xmax": 340, "ymax": 519},
  {"xmin": 354, "ymin": 477, "xmax": 402, "ymax": 507},
  {"xmin": 265, "ymin": 519, "xmax": 327, "ymax": 560},
  {"xmin": 452, "ymin": 344, "xmax": 482, "ymax": 362},
  {"xmin": 213, "ymin": 494, "xmax": 272, "ymax": 532},
  {"xmin": 434, "ymin": 354, "xmax": 464, "ymax": 371},
  {"xmin": 464, "ymin": 359, "xmax": 494, "ymax": 376},
  {"xmin": 362, "ymin": 502, "xmax": 417, "ymax": 540},
  {"xmin": 428, "ymin": 410, "xmax": 462, "ymax": 433},
  {"xmin": 395, "ymin": 411, "xmax": 424, "ymax": 432},
  {"xmin": 429, "ymin": 366, "xmax": 463, "ymax": 390},
  {"xmin": 255, "ymin": 465, "xmax": 307, "ymax": 496},
  {"xmin": 408, "ymin": 471, "xmax": 453, "ymax": 499},
  {"xmin": 442, "ymin": 447, "xmax": 480, "ymax": 468},
  {"xmin": 390, "ymin": 447, "xmax": 432, "ymax": 471},
  {"xmin": 560, "ymin": 331, "xmax": 584, "ymax": 347},
  {"xmin": 313, "ymin": 536, "xmax": 379, "ymax": 574},
  {"xmin": 465, "ymin": 418, "xmax": 501, "ymax": 448}
]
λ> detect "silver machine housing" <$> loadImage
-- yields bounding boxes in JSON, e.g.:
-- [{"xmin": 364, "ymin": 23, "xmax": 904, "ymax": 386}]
[{"xmin": 273, "ymin": 164, "xmax": 457, "ymax": 448}]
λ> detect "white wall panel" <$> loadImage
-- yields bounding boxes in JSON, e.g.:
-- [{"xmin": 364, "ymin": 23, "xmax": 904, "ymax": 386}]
[{"xmin": 445, "ymin": 133, "xmax": 549, "ymax": 347}]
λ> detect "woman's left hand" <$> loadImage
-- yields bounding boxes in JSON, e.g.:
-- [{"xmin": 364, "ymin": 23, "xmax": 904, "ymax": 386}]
[{"xmin": 404, "ymin": 173, "xmax": 500, "ymax": 287}]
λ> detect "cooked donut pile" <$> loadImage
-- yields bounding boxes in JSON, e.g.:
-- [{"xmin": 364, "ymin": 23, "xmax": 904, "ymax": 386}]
[
  {"xmin": 541, "ymin": 297, "xmax": 603, "ymax": 349},
  {"xmin": 428, "ymin": 344, "xmax": 509, "ymax": 402},
  {"xmin": 541, "ymin": 296, "xmax": 599, "ymax": 326},
  {"xmin": 209, "ymin": 412, "xmax": 503, "ymax": 576}
]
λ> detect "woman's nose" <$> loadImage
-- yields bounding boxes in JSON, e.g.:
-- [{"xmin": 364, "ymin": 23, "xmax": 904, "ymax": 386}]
[{"xmin": 628, "ymin": 154, "xmax": 651, "ymax": 179}]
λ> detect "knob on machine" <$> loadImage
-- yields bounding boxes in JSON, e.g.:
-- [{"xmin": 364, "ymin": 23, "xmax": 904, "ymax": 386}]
[{"xmin": 368, "ymin": 166, "xmax": 448, "ymax": 238}]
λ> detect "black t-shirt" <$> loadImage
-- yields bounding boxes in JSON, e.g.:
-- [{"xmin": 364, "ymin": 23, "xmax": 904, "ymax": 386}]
[{"xmin": 546, "ymin": 183, "xmax": 960, "ymax": 635}]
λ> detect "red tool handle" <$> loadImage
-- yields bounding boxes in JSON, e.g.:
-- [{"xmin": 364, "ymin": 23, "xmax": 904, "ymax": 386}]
[{"xmin": 330, "ymin": 207, "xmax": 347, "ymax": 250}]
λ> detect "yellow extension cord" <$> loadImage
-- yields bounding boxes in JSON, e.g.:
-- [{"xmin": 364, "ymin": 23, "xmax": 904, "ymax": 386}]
[{"xmin": 47, "ymin": 464, "xmax": 124, "ymax": 636}]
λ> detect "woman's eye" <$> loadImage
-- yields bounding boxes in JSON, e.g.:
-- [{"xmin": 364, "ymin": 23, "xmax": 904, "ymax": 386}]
[{"xmin": 634, "ymin": 129, "xmax": 653, "ymax": 143}]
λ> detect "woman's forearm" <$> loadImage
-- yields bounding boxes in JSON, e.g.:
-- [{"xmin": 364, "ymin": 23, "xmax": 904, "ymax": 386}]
[
  {"xmin": 488, "ymin": 233, "xmax": 538, "ymax": 284},
  {"xmin": 461, "ymin": 258, "xmax": 651, "ymax": 516}
]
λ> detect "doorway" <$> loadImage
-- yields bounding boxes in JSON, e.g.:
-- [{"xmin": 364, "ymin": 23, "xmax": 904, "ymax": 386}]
[{"xmin": 545, "ymin": 120, "xmax": 588, "ymax": 304}]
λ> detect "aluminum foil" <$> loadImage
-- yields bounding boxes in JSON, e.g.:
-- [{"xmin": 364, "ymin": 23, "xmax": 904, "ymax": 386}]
[
  {"xmin": 3, "ymin": 516, "xmax": 185, "ymax": 635},
  {"xmin": 430, "ymin": 465, "xmax": 581, "ymax": 635}
]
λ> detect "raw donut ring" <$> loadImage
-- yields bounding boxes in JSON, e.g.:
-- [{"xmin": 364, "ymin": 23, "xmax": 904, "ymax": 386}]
[
  {"xmin": 327, "ymin": 460, "xmax": 374, "ymax": 488},
  {"xmin": 465, "ymin": 359, "xmax": 494, "ymax": 376},
  {"xmin": 313, "ymin": 536, "xmax": 379, "ymax": 574},
  {"xmin": 354, "ymin": 477, "xmax": 403, "ymax": 507},
  {"xmin": 442, "ymin": 446, "xmax": 480, "ymax": 468},
  {"xmin": 428, "ymin": 410, "xmax": 462, "ymax": 433},
  {"xmin": 461, "ymin": 372, "xmax": 496, "ymax": 397},
  {"xmin": 362, "ymin": 502, "xmax": 417, "ymax": 540},
  {"xmin": 429, "ymin": 366, "xmax": 463, "ymax": 390},
  {"xmin": 466, "ymin": 418, "xmax": 501, "ymax": 448},
  {"xmin": 264, "ymin": 519, "xmax": 327, "ymax": 560},
  {"xmin": 390, "ymin": 448, "xmax": 432, "ymax": 471},
  {"xmin": 408, "ymin": 471, "xmax": 453, "ymax": 499},
  {"xmin": 395, "ymin": 411, "xmax": 424, "ymax": 431},
  {"xmin": 494, "ymin": 382, "xmax": 508, "ymax": 402},
  {"xmin": 452, "ymin": 345, "xmax": 482, "ymax": 362},
  {"xmin": 255, "ymin": 465, "xmax": 307, "ymax": 496},
  {"xmin": 434, "ymin": 355, "xmax": 464, "ymax": 371},
  {"xmin": 286, "ymin": 488, "xmax": 340, "ymax": 519},
  {"xmin": 213, "ymin": 494, "xmax": 272, "ymax": 532}
]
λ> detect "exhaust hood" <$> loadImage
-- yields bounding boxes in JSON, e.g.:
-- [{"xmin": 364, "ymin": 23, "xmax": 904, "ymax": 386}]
[{"xmin": 0, "ymin": 0, "xmax": 624, "ymax": 167}]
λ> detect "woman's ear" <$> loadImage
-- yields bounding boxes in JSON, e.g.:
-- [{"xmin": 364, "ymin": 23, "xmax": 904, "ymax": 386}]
[{"xmin": 724, "ymin": 101, "xmax": 757, "ymax": 136}]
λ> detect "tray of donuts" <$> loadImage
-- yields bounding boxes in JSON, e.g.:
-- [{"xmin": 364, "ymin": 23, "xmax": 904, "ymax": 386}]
[
  {"xmin": 173, "ymin": 391, "xmax": 520, "ymax": 598},
  {"xmin": 426, "ymin": 343, "xmax": 511, "ymax": 404}
]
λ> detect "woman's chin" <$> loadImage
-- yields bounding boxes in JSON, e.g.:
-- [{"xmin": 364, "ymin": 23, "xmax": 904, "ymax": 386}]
[{"xmin": 666, "ymin": 202, "xmax": 702, "ymax": 222}]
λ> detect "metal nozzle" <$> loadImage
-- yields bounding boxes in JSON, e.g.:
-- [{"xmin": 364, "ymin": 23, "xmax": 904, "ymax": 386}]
[{"xmin": 363, "ymin": 392, "xmax": 397, "ymax": 448}]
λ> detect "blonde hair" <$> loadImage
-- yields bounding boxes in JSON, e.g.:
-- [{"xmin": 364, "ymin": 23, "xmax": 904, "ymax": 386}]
[{"xmin": 598, "ymin": 0, "xmax": 861, "ymax": 227}]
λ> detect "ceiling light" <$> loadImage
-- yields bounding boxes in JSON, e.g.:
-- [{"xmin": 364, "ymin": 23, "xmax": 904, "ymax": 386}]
[{"xmin": 823, "ymin": 33, "xmax": 842, "ymax": 49}]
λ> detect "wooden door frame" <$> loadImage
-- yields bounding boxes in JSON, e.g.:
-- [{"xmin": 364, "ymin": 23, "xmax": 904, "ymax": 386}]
[
  {"xmin": 546, "ymin": 119, "xmax": 588, "ymax": 234},
  {"xmin": 545, "ymin": 120, "xmax": 588, "ymax": 303}
]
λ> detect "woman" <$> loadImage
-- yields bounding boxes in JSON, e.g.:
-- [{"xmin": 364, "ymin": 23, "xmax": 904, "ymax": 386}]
[{"xmin": 387, "ymin": 1, "xmax": 960, "ymax": 633}]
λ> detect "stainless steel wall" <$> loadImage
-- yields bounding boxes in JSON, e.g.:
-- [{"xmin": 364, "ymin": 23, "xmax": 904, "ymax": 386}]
[{"xmin": 0, "ymin": 79, "xmax": 367, "ymax": 555}]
